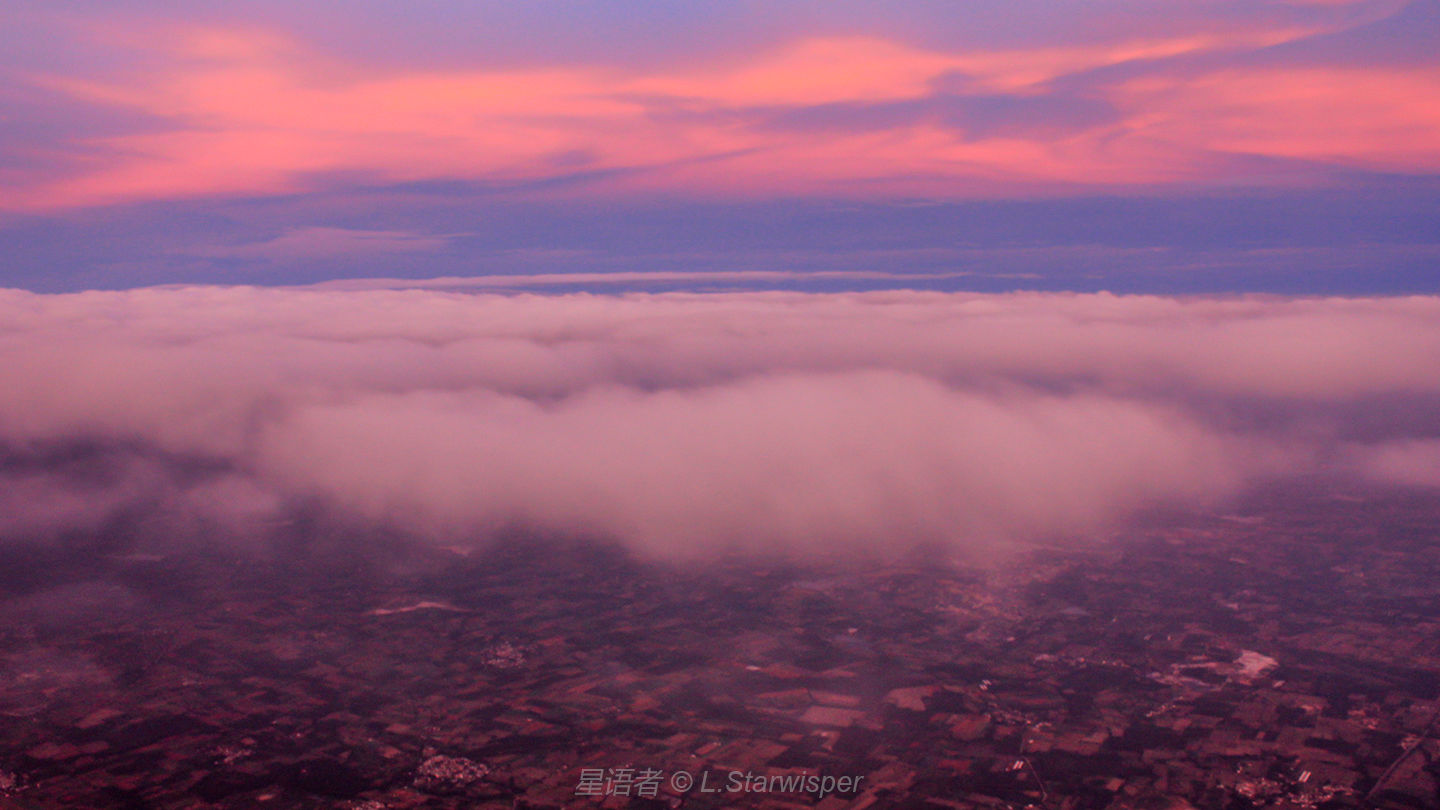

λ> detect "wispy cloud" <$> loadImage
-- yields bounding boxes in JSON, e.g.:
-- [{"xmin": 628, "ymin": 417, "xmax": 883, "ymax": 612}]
[
  {"xmin": 190, "ymin": 227, "xmax": 453, "ymax": 260},
  {"xmin": 6, "ymin": 3, "xmax": 1438, "ymax": 210},
  {"xmin": 304, "ymin": 269, "xmax": 984, "ymax": 291}
]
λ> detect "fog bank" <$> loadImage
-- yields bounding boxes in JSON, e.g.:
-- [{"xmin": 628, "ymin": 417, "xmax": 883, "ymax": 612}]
[{"xmin": 3, "ymin": 287, "xmax": 1437, "ymax": 559}]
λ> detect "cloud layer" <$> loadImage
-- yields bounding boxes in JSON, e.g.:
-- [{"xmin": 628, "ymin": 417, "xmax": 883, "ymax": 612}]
[{"xmin": 3, "ymin": 286, "xmax": 1438, "ymax": 559}]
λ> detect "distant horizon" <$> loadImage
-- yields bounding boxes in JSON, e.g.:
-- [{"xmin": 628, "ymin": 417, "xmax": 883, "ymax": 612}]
[{"xmin": 8, "ymin": 274, "xmax": 1440, "ymax": 298}]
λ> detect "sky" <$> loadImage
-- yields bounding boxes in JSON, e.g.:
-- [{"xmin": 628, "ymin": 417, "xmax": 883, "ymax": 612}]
[{"xmin": 2, "ymin": 0, "xmax": 1438, "ymax": 292}]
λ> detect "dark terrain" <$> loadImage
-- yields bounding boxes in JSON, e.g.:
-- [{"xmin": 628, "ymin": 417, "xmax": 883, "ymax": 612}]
[{"xmin": 2, "ymin": 487, "xmax": 1439, "ymax": 809}]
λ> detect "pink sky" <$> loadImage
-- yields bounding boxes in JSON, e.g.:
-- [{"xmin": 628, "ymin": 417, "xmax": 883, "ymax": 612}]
[
  {"xmin": 3, "ymin": 1, "xmax": 1438, "ymax": 292},
  {"xmin": 6, "ymin": 1, "xmax": 1440, "ymax": 210}
]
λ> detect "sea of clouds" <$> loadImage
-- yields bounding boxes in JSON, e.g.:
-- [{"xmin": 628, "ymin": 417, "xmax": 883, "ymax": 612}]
[{"xmin": 3, "ymin": 286, "xmax": 1438, "ymax": 560}]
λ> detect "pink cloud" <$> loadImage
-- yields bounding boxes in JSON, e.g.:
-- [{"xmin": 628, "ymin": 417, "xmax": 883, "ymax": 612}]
[
  {"xmin": 1114, "ymin": 66, "xmax": 1440, "ymax": 172},
  {"xmin": 1, "ymin": 287, "xmax": 1436, "ymax": 558},
  {"xmin": 11, "ymin": 12, "xmax": 1432, "ymax": 209},
  {"xmin": 255, "ymin": 374, "xmax": 1277, "ymax": 558},
  {"xmin": 1353, "ymin": 439, "xmax": 1440, "ymax": 488}
]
